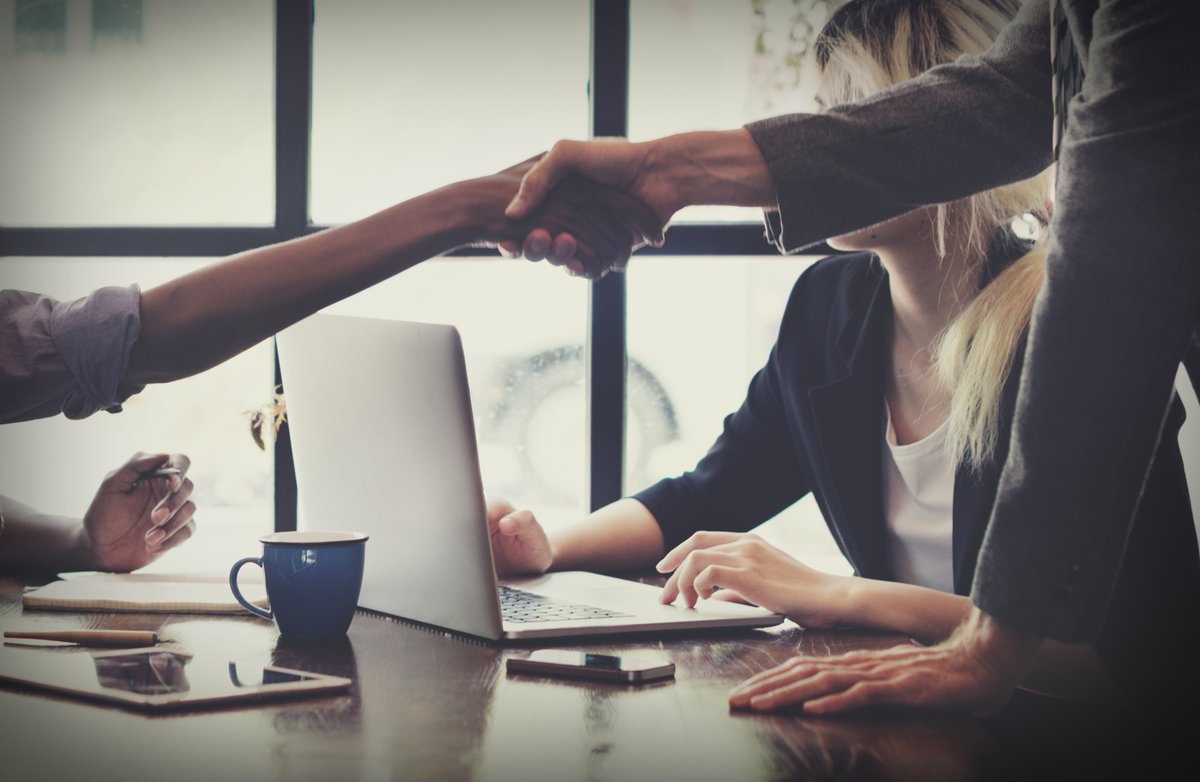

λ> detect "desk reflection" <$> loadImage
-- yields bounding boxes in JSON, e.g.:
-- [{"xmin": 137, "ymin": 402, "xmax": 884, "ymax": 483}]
[{"xmin": 0, "ymin": 575, "xmax": 1160, "ymax": 782}]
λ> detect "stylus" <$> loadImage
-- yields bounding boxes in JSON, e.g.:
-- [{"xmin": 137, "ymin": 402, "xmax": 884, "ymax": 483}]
[{"xmin": 4, "ymin": 630, "xmax": 159, "ymax": 647}]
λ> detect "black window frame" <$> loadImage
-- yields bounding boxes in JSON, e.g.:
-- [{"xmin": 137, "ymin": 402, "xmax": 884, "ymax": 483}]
[{"xmin": 0, "ymin": 0, "xmax": 790, "ymax": 531}]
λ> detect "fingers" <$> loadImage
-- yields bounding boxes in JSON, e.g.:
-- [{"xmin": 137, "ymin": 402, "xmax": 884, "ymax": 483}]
[
  {"xmin": 745, "ymin": 668, "xmax": 878, "ymax": 713},
  {"xmin": 515, "ymin": 229, "xmax": 590, "ymax": 279},
  {"xmin": 727, "ymin": 643, "xmax": 942, "ymax": 714},
  {"xmin": 110, "ymin": 452, "xmax": 169, "ymax": 492},
  {"xmin": 515, "ymin": 179, "xmax": 657, "ymax": 279},
  {"xmin": 802, "ymin": 679, "xmax": 901, "ymax": 715},
  {"xmin": 111, "ymin": 452, "xmax": 191, "ymax": 494},
  {"xmin": 656, "ymin": 530, "xmax": 744, "ymax": 573},
  {"xmin": 485, "ymin": 496, "xmax": 518, "ymax": 529},
  {"xmin": 521, "ymin": 228, "xmax": 554, "ymax": 262},
  {"xmin": 546, "ymin": 233, "xmax": 579, "ymax": 267},
  {"xmin": 488, "ymin": 506, "xmax": 553, "ymax": 576},
  {"xmin": 147, "ymin": 476, "xmax": 195, "ymax": 545},
  {"xmin": 146, "ymin": 493, "xmax": 197, "ymax": 549},
  {"xmin": 156, "ymin": 519, "xmax": 197, "ymax": 552},
  {"xmin": 163, "ymin": 453, "xmax": 190, "ymax": 491},
  {"xmin": 660, "ymin": 548, "xmax": 741, "ymax": 608}
]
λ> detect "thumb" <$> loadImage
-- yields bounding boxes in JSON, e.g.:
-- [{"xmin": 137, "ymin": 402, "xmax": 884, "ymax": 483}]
[{"xmin": 506, "ymin": 143, "xmax": 576, "ymax": 219}]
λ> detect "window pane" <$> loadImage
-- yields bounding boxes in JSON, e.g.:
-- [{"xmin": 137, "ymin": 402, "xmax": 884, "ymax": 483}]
[
  {"xmin": 629, "ymin": 0, "xmax": 834, "ymax": 223},
  {"xmin": 318, "ymin": 259, "xmax": 589, "ymax": 528},
  {"xmin": 0, "ymin": 258, "xmax": 274, "ymax": 571},
  {"xmin": 0, "ymin": 0, "xmax": 274, "ymax": 226},
  {"xmin": 626, "ymin": 256, "xmax": 851, "ymax": 574},
  {"xmin": 311, "ymin": 0, "xmax": 590, "ymax": 224}
]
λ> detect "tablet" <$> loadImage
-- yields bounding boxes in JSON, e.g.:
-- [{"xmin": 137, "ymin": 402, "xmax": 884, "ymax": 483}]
[{"xmin": 0, "ymin": 646, "xmax": 351, "ymax": 711}]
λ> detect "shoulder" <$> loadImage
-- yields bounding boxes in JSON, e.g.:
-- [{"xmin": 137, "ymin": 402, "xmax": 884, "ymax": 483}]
[{"xmin": 781, "ymin": 252, "xmax": 883, "ymax": 328}]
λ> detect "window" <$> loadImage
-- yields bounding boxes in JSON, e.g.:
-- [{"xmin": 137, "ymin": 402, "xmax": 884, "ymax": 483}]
[
  {"xmin": 0, "ymin": 0, "xmax": 274, "ymax": 226},
  {"xmin": 0, "ymin": 0, "xmax": 851, "ymax": 573}
]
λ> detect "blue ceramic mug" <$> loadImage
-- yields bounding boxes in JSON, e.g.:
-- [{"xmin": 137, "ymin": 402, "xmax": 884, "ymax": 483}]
[{"xmin": 230, "ymin": 531, "xmax": 368, "ymax": 639}]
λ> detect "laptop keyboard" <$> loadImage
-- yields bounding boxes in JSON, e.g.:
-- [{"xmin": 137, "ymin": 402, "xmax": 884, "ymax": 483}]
[{"xmin": 498, "ymin": 585, "xmax": 632, "ymax": 624}]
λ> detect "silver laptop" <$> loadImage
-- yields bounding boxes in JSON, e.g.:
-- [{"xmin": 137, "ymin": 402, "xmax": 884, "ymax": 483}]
[{"xmin": 276, "ymin": 313, "xmax": 783, "ymax": 641}]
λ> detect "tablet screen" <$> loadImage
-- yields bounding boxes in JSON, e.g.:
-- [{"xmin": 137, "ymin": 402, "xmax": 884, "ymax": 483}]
[{"xmin": 0, "ymin": 646, "xmax": 350, "ymax": 710}]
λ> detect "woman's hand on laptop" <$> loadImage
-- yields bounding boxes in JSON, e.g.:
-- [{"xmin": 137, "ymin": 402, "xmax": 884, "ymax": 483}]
[
  {"xmin": 486, "ymin": 497, "xmax": 553, "ymax": 576},
  {"xmin": 655, "ymin": 531, "xmax": 849, "ymax": 629}
]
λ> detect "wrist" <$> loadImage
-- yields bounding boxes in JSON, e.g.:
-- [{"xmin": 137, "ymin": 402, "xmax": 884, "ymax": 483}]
[
  {"xmin": 69, "ymin": 521, "xmax": 99, "ymax": 571},
  {"xmin": 958, "ymin": 606, "xmax": 1043, "ymax": 680},
  {"xmin": 544, "ymin": 534, "xmax": 564, "ymax": 574},
  {"xmin": 434, "ymin": 179, "xmax": 503, "ymax": 248},
  {"xmin": 829, "ymin": 575, "xmax": 868, "ymax": 627}
]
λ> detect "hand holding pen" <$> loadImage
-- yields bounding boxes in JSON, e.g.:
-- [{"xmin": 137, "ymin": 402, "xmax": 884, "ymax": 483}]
[{"xmin": 81, "ymin": 452, "xmax": 197, "ymax": 572}]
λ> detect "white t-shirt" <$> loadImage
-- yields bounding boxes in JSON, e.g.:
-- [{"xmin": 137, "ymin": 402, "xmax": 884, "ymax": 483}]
[{"xmin": 882, "ymin": 406, "xmax": 956, "ymax": 593}]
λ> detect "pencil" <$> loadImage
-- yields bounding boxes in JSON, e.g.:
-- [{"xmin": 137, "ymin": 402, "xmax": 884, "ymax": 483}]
[{"xmin": 4, "ymin": 630, "xmax": 159, "ymax": 647}]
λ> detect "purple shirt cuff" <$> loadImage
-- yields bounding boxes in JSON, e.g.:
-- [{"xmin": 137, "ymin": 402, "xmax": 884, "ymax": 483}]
[{"xmin": 49, "ymin": 285, "xmax": 144, "ymax": 419}]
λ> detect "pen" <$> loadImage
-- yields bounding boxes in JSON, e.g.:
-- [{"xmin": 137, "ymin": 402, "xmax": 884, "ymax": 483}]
[
  {"xmin": 4, "ymin": 630, "xmax": 159, "ymax": 647},
  {"xmin": 132, "ymin": 467, "xmax": 181, "ymax": 489}
]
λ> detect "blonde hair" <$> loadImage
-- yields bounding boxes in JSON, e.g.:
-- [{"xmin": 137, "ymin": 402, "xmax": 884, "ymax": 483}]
[{"xmin": 817, "ymin": 0, "xmax": 1051, "ymax": 471}]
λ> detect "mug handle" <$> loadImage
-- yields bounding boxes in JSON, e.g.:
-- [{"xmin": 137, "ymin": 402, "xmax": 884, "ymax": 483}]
[{"xmin": 229, "ymin": 557, "xmax": 273, "ymax": 621}]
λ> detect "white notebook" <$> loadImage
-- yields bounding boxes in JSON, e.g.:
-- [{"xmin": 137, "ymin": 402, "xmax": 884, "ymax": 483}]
[{"xmin": 22, "ymin": 572, "xmax": 268, "ymax": 614}]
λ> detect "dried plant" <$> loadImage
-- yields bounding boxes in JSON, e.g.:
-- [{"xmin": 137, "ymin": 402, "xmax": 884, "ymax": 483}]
[{"xmin": 247, "ymin": 385, "xmax": 287, "ymax": 451}]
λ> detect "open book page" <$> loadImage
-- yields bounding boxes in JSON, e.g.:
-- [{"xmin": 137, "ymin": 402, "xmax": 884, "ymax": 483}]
[{"xmin": 23, "ymin": 572, "xmax": 268, "ymax": 614}]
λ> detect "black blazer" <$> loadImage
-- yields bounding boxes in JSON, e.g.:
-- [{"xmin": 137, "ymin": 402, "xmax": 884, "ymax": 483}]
[{"xmin": 635, "ymin": 252, "xmax": 1200, "ymax": 701}]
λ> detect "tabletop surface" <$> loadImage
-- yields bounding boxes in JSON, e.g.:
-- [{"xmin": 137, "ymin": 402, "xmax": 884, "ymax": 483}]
[{"xmin": 0, "ymin": 573, "xmax": 1171, "ymax": 782}]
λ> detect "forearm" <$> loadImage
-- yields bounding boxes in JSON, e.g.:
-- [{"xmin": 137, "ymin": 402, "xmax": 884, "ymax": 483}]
[
  {"xmin": 746, "ymin": 0, "xmax": 1051, "ymax": 252},
  {"xmin": 644, "ymin": 129, "xmax": 776, "ymax": 215},
  {"xmin": 0, "ymin": 495, "xmax": 93, "ymax": 573},
  {"xmin": 842, "ymin": 577, "xmax": 973, "ymax": 643},
  {"xmin": 126, "ymin": 180, "xmax": 498, "ymax": 386},
  {"xmin": 548, "ymin": 498, "xmax": 666, "ymax": 573}
]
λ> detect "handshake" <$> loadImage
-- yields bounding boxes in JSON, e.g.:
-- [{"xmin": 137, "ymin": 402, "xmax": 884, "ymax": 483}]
[
  {"xmin": 479, "ymin": 131, "xmax": 770, "ymax": 279},
  {"xmin": 483, "ymin": 140, "xmax": 668, "ymax": 281}
]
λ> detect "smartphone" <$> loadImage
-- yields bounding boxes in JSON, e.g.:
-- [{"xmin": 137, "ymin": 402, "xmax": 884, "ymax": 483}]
[{"xmin": 506, "ymin": 650, "xmax": 675, "ymax": 683}]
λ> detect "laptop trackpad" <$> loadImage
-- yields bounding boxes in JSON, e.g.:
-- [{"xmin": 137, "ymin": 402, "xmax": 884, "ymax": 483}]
[{"xmin": 502, "ymin": 571, "xmax": 774, "ymax": 618}]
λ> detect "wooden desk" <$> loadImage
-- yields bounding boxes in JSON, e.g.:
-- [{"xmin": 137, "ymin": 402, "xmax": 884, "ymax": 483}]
[{"xmin": 0, "ymin": 574, "xmax": 1168, "ymax": 781}]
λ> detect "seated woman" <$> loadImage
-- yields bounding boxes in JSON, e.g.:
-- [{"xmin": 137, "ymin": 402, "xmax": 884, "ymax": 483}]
[{"xmin": 488, "ymin": 0, "xmax": 1200, "ymax": 707}]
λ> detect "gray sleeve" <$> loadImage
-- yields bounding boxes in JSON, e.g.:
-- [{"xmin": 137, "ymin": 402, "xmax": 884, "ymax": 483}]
[
  {"xmin": 0, "ymin": 286, "xmax": 144, "ymax": 423},
  {"xmin": 745, "ymin": 0, "xmax": 1052, "ymax": 252},
  {"xmin": 971, "ymin": 0, "xmax": 1200, "ymax": 642}
]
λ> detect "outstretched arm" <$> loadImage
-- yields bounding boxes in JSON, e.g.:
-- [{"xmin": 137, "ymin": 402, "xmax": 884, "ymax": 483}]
[{"xmin": 126, "ymin": 161, "xmax": 658, "ymax": 388}]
